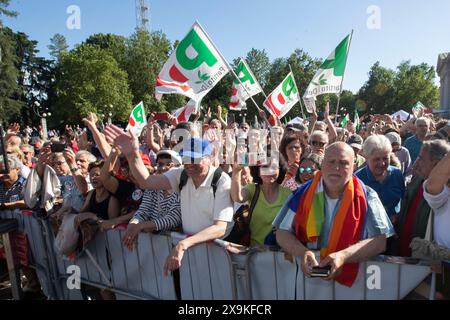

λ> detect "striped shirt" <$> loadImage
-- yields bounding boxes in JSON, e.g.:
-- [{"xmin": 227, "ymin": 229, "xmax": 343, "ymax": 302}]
[
  {"xmin": 0, "ymin": 176, "xmax": 26, "ymax": 204},
  {"xmin": 133, "ymin": 189, "xmax": 181, "ymax": 232}
]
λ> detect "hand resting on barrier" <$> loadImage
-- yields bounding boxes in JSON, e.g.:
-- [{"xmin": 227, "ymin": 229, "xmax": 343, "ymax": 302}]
[{"xmin": 122, "ymin": 219, "xmax": 158, "ymax": 251}]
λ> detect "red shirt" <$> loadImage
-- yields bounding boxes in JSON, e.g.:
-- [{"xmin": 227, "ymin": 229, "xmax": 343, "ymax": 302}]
[{"xmin": 399, "ymin": 185, "xmax": 424, "ymax": 256}]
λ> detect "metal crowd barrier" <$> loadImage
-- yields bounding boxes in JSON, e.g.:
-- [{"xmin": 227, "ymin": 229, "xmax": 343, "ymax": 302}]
[
  {"xmin": 0, "ymin": 209, "xmax": 436, "ymax": 300},
  {"xmin": 0, "ymin": 209, "xmax": 58, "ymax": 299}
]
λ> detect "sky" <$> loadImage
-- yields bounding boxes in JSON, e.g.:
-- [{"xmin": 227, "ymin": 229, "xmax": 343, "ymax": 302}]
[{"xmin": 4, "ymin": 0, "xmax": 450, "ymax": 93}]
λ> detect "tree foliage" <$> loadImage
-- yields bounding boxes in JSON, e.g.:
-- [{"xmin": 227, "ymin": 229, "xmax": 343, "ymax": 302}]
[{"xmin": 51, "ymin": 45, "xmax": 132, "ymax": 125}]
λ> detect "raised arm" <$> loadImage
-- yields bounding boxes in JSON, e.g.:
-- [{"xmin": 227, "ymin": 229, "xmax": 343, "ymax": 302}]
[
  {"xmin": 145, "ymin": 120, "xmax": 161, "ymax": 153},
  {"xmin": 324, "ymin": 102, "xmax": 337, "ymax": 143},
  {"xmin": 230, "ymin": 165, "xmax": 250, "ymax": 203},
  {"xmin": 82, "ymin": 112, "xmax": 111, "ymax": 159},
  {"xmin": 99, "ymin": 147, "xmax": 120, "ymax": 194},
  {"xmin": 104, "ymin": 125, "xmax": 171, "ymax": 190},
  {"xmin": 63, "ymin": 148, "xmax": 88, "ymax": 195},
  {"xmin": 216, "ymin": 105, "xmax": 228, "ymax": 129},
  {"xmin": 424, "ymin": 151, "xmax": 450, "ymax": 195}
]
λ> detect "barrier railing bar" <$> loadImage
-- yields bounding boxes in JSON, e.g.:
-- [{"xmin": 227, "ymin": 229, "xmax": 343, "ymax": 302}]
[
  {"xmin": 149, "ymin": 234, "xmax": 161, "ymax": 298},
  {"xmin": 57, "ymin": 275, "xmax": 160, "ymax": 300},
  {"xmin": 135, "ymin": 239, "xmax": 145, "ymax": 295}
]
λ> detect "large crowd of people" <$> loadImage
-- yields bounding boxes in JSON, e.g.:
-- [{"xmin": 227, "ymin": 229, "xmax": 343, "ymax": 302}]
[{"xmin": 0, "ymin": 103, "xmax": 449, "ymax": 300}]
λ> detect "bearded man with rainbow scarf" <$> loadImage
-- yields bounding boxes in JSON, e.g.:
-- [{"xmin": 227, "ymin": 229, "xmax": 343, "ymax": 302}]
[{"xmin": 274, "ymin": 142, "xmax": 395, "ymax": 287}]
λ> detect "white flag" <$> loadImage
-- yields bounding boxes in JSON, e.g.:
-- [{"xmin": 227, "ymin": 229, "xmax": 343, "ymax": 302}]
[
  {"xmin": 228, "ymin": 59, "xmax": 262, "ymax": 111},
  {"xmin": 263, "ymin": 72, "xmax": 299, "ymax": 119},
  {"xmin": 303, "ymin": 33, "xmax": 352, "ymax": 113},
  {"xmin": 155, "ymin": 22, "xmax": 230, "ymax": 102}
]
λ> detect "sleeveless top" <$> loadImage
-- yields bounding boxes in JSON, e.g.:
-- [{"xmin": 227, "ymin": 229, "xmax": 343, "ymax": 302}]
[{"xmin": 88, "ymin": 189, "xmax": 111, "ymax": 220}]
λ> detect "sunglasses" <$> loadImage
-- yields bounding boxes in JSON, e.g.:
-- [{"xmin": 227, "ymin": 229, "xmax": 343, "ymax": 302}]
[
  {"xmin": 311, "ymin": 141, "xmax": 326, "ymax": 147},
  {"xmin": 299, "ymin": 166, "xmax": 315, "ymax": 174}
]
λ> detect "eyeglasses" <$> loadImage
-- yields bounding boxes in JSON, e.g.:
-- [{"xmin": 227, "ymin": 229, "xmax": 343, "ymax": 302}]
[
  {"xmin": 299, "ymin": 166, "xmax": 314, "ymax": 174},
  {"xmin": 311, "ymin": 141, "xmax": 326, "ymax": 147}
]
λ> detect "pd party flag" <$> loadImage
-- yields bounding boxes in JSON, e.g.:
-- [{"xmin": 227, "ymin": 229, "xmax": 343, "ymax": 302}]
[
  {"xmin": 303, "ymin": 32, "xmax": 353, "ymax": 113},
  {"xmin": 228, "ymin": 59, "xmax": 263, "ymax": 111},
  {"xmin": 172, "ymin": 99, "xmax": 200, "ymax": 123},
  {"xmin": 263, "ymin": 72, "xmax": 299, "ymax": 119},
  {"xmin": 155, "ymin": 22, "xmax": 230, "ymax": 102},
  {"xmin": 127, "ymin": 101, "xmax": 147, "ymax": 136}
]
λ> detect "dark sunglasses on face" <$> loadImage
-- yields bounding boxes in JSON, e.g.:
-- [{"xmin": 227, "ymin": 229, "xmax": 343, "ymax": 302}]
[
  {"xmin": 299, "ymin": 166, "xmax": 314, "ymax": 174},
  {"xmin": 311, "ymin": 141, "xmax": 326, "ymax": 147}
]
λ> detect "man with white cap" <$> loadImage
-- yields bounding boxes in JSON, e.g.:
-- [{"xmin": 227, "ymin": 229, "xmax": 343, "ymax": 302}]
[{"xmin": 385, "ymin": 132, "xmax": 411, "ymax": 175}]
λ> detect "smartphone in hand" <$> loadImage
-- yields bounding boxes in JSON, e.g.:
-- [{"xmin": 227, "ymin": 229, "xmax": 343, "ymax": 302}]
[
  {"xmin": 51, "ymin": 143, "xmax": 67, "ymax": 153},
  {"xmin": 310, "ymin": 266, "xmax": 331, "ymax": 278}
]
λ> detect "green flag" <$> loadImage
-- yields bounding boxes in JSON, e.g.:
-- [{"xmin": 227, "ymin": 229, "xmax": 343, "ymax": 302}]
[
  {"xmin": 340, "ymin": 114, "xmax": 349, "ymax": 128},
  {"xmin": 303, "ymin": 32, "xmax": 353, "ymax": 113},
  {"xmin": 354, "ymin": 109, "xmax": 360, "ymax": 131}
]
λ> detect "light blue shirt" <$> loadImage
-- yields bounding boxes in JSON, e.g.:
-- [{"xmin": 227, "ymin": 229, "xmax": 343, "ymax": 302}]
[{"xmin": 273, "ymin": 184, "xmax": 395, "ymax": 250}]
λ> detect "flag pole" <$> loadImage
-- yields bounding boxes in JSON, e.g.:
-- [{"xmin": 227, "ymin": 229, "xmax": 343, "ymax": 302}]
[
  {"xmin": 289, "ymin": 64, "xmax": 306, "ymax": 119},
  {"xmin": 195, "ymin": 21, "xmax": 263, "ymax": 113},
  {"xmin": 334, "ymin": 30, "xmax": 354, "ymax": 122}
]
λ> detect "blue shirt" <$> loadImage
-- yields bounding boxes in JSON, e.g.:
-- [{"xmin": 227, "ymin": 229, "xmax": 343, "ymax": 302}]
[
  {"xmin": 0, "ymin": 176, "xmax": 26, "ymax": 203},
  {"xmin": 355, "ymin": 165, "xmax": 405, "ymax": 218},
  {"xmin": 403, "ymin": 135, "xmax": 423, "ymax": 164},
  {"xmin": 273, "ymin": 182, "xmax": 395, "ymax": 250}
]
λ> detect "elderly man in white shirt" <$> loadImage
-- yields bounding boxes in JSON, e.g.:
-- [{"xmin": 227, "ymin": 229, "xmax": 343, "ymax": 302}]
[{"xmin": 104, "ymin": 125, "xmax": 234, "ymax": 276}]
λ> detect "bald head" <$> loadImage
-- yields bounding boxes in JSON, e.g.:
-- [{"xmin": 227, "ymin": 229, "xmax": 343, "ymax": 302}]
[
  {"xmin": 321, "ymin": 142, "xmax": 355, "ymax": 198},
  {"xmin": 325, "ymin": 142, "xmax": 355, "ymax": 162}
]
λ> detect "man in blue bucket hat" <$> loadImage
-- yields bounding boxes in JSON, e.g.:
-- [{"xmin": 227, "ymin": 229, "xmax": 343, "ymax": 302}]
[{"xmin": 104, "ymin": 126, "xmax": 234, "ymax": 275}]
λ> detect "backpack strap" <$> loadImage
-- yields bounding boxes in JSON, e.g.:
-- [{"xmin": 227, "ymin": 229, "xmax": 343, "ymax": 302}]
[
  {"xmin": 179, "ymin": 167, "xmax": 223, "ymax": 198},
  {"xmin": 211, "ymin": 167, "xmax": 223, "ymax": 198},
  {"xmin": 178, "ymin": 169, "xmax": 188, "ymax": 192}
]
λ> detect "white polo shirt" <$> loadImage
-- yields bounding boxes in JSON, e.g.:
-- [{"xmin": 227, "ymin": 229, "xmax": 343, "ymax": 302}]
[
  {"xmin": 423, "ymin": 182, "xmax": 450, "ymax": 249},
  {"xmin": 164, "ymin": 166, "xmax": 234, "ymax": 236}
]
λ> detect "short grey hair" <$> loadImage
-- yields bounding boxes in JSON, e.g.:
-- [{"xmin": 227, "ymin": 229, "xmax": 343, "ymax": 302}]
[
  {"xmin": 76, "ymin": 150, "xmax": 96, "ymax": 163},
  {"xmin": 361, "ymin": 134, "xmax": 392, "ymax": 158},
  {"xmin": 416, "ymin": 117, "xmax": 430, "ymax": 126},
  {"xmin": 0, "ymin": 155, "xmax": 23, "ymax": 170},
  {"xmin": 422, "ymin": 139, "xmax": 450, "ymax": 161},
  {"xmin": 310, "ymin": 130, "xmax": 329, "ymax": 143}
]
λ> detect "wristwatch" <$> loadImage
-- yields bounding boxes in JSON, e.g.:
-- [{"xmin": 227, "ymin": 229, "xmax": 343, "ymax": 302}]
[{"xmin": 70, "ymin": 167, "xmax": 80, "ymax": 173}]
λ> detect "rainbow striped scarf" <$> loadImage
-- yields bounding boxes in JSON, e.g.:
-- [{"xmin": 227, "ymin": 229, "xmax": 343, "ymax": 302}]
[{"xmin": 292, "ymin": 172, "xmax": 368, "ymax": 287}]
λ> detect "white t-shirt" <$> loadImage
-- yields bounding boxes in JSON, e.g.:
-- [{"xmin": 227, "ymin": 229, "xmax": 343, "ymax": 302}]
[
  {"xmin": 423, "ymin": 182, "xmax": 450, "ymax": 249},
  {"xmin": 164, "ymin": 166, "xmax": 234, "ymax": 236}
]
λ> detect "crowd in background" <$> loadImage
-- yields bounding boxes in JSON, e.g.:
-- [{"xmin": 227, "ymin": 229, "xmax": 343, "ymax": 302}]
[{"xmin": 1, "ymin": 103, "xmax": 449, "ymax": 300}]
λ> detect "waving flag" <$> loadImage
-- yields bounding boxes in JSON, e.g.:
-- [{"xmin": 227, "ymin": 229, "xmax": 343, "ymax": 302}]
[
  {"xmin": 126, "ymin": 101, "xmax": 147, "ymax": 136},
  {"xmin": 303, "ymin": 32, "xmax": 353, "ymax": 113},
  {"xmin": 172, "ymin": 99, "xmax": 199, "ymax": 123},
  {"xmin": 155, "ymin": 22, "xmax": 230, "ymax": 102},
  {"xmin": 228, "ymin": 59, "xmax": 263, "ymax": 111},
  {"xmin": 263, "ymin": 72, "xmax": 299, "ymax": 118}
]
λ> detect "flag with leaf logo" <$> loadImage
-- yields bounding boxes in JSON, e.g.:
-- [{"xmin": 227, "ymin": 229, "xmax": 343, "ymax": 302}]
[
  {"xmin": 126, "ymin": 101, "xmax": 147, "ymax": 136},
  {"xmin": 303, "ymin": 32, "xmax": 352, "ymax": 113},
  {"xmin": 155, "ymin": 22, "xmax": 229, "ymax": 102},
  {"xmin": 228, "ymin": 59, "xmax": 263, "ymax": 111},
  {"xmin": 262, "ymin": 72, "xmax": 299, "ymax": 118}
]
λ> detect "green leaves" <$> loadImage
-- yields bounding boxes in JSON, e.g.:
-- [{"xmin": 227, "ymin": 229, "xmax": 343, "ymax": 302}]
[{"xmin": 195, "ymin": 70, "xmax": 210, "ymax": 84}]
